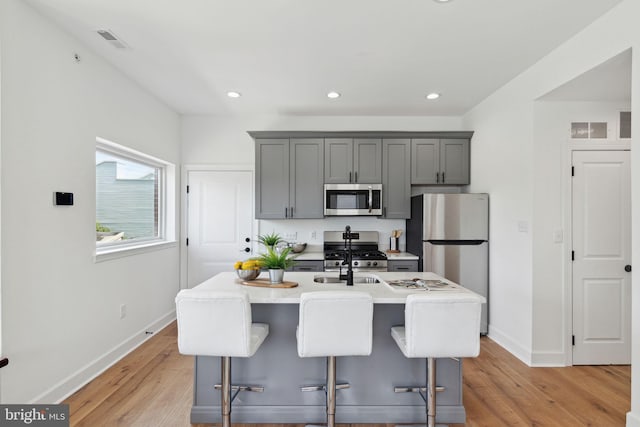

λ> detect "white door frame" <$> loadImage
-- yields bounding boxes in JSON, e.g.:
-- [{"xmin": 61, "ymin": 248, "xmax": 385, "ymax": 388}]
[
  {"xmin": 563, "ymin": 140, "xmax": 631, "ymax": 365},
  {"xmin": 180, "ymin": 164, "xmax": 256, "ymax": 290}
]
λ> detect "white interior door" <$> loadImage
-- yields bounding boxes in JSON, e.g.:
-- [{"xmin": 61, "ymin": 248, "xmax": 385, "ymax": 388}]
[
  {"xmin": 187, "ymin": 170, "xmax": 253, "ymax": 288},
  {"xmin": 572, "ymin": 150, "xmax": 631, "ymax": 365}
]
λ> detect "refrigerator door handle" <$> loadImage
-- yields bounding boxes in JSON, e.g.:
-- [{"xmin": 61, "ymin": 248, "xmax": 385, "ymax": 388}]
[{"xmin": 426, "ymin": 240, "xmax": 486, "ymax": 245}]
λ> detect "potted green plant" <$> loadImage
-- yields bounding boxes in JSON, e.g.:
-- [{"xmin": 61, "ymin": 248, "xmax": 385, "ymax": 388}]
[
  {"xmin": 257, "ymin": 232, "xmax": 284, "ymax": 249},
  {"xmin": 258, "ymin": 245, "xmax": 297, "ymax": 284}
]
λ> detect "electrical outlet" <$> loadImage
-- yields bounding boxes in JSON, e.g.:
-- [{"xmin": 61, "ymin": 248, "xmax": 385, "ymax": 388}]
[
  {"xmin": 283, "ymin": 232, "xmax": 297, "ymax": 241},
  {"xmin": 120, "ymin": 304, "xmax": 127, "ymax": 319},
  {"xmin": 310, "ymin": 231, "xmax": 317, "ymax": 240}
]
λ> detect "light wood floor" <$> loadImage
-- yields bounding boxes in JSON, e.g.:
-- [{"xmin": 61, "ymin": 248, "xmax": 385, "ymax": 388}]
[{"xmin": 64, "ymin": 322, "xmax": 630, "ymax": 426}]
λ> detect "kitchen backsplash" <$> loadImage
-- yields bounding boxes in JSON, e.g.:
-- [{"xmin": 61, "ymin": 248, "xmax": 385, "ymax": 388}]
[{"xmin": 258, "ymin": 217, "xmax": 407, "ymax": 252}]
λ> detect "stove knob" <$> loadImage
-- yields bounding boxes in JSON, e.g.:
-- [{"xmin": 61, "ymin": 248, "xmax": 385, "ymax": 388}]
[
  {"xmin": 334, "ymin": 261, "xmax": 340, "ymax": 266},
  {"xmin": 354, "ymin": 261, "xmax": 359, "ymax": 266},
  {"xmin": 373, "ymin": 261, "xmax": 378, "ymax": 266},
  {"xmin": 366, "ymin": 261, "xmax": 372, "ymax": 266}
]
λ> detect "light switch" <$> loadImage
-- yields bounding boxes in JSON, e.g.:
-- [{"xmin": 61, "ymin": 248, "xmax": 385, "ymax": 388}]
[{"xmin": 517, "ymin": 221, "xmax": 529, "ymax": 233}]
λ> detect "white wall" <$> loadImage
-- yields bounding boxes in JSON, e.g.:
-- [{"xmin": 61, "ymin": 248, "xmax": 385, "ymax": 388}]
[
  {"xmin": 181, "ymin": 114, "xmax": 465, "ymax": 250},
  {"xmin": 462, "ymin": 0, "xmax": 640, "ymax": 423},
  {"xmin": 0, "ymin": 8, "xmax": 3, "ymax": 403},
  {"xmin": 630, "ymin": 41, "xmax": 640, "ymax": 427},
  {"xmin": 0, "ymin": 0, "xmax": 181, "ymax": 403}
]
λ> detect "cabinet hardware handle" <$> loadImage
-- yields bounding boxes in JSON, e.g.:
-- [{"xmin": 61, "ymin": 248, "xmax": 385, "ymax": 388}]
[
  {"xmin": 284, "ymin": 206, "xmax": 288, "ymax": 218},
  {"xmin": 244, "ymin": 247, "xmax": 251, "ymax": 253},
  {"xmin": 245, "ymin": 237, "xmax": 251, "ymax": 243},
  {"xmin": 349, "ymin": 171, "xmax": 352, "ymax": 183},
  {"xmin": 436, "ymin": 172, "xmax": 439, "ymax": 183},
  {"xmin": 625, "ymin": 265, "xmax": 632, "ymax": 272},
  {"xmin": 355, "ymin": 171, "xmax": 358, "ymax": 182},
  {"xmin": 290, "ymin": 207, "xmax": 294, "ymax": 217},
  {"xmin": 442, "ymin": 171, "xmax": 445, "ymax": 183},
  {"xmin": 298, "ymin": 267, "xmax": 313, "ymax": 271}
]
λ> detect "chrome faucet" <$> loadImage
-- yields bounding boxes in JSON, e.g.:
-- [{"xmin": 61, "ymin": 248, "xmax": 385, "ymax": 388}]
[{"xmin": 340, "ymin": 225, "xmax": 358, "ymax": 286}]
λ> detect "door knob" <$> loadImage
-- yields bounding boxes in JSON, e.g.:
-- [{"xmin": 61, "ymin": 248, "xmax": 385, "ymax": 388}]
[
  {"xmin": 244, "ymin": 247, "xmax": 251, "ymax": 253},
  {"xmin": 625, "ymin": 265, "xmax": 632, "ymax": 272}
]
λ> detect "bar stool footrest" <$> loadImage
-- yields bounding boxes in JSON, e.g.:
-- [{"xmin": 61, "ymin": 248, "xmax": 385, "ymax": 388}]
[
  {"xmin": 301, "ymin": 382, "xmax": 350, "ymax": 392},
  {"xmin": 394, "ymin": 385, "xmax": 445, "ymax": 393},
  {"xmin": 214, "ymin": 384, "xmax": 265, "ymax": 392}
]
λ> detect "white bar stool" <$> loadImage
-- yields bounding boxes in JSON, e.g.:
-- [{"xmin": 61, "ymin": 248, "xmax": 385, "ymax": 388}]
[
  {"xmin": 297, "ymin": 291, "xmax": 373, "ymax": 427},
  {"xmin": 392, "ymin": 294, "xmax": 481, "ymax": 427},
  {"xmin": 175, "ymin": 289, "xmax": 269, "ymax": 427}
]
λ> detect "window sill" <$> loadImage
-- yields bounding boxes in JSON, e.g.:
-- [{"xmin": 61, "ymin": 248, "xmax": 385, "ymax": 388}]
[{"xmin": 94, "ymin": 240, "xmax": 178, "ymax": 263}]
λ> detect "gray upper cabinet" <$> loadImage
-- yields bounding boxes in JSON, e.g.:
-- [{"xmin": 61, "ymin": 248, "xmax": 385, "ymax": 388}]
[
  {"xmin": 325, "ymin": 138, "xmax": 382, "ymax": 183},
  {"xmin": 255, "ymin": 139, "xmax": 290, "ymax": 219},
  {"xmin": 411, "ymin": 138, "xmax": 469, "ymax": 185},
  {"xmin": 382, "ymin": 139, "xmax": 411, "ymax": 218},
  {"xmin": 289, "ymin": 139, "xmax": 324, "ymax": 218},
  {"xmin": 255, "ymin": 138, "xmax": 324, "ymax": 219}
]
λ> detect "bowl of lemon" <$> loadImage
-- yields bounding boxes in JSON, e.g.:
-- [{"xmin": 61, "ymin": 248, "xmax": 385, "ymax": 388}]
[{"xmin": 234, "ymin": 259, "xmax": 261, "ymax": 281}]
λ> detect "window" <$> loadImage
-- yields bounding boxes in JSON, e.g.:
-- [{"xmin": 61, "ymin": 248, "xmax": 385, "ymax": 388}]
[
  {"xmin": 570, "ymin": 121, "xmax": 608, "ymax": 139},
  {"xmin": 96, "ymin": 138, "xmax": 175, "ymax": 259},
  {"xmin": 619, "ymin": 111, "xmax": 631, "ymax": 139}
]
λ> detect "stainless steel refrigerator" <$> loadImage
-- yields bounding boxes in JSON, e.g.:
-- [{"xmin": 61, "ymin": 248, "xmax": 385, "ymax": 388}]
[{"xmin": 406, "ymin": 193, "xmax": 489, "ymax": 334}]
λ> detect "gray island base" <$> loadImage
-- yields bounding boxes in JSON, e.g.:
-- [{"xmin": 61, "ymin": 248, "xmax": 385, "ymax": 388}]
[{"xmin": 188, "ymin": 271, "xmax": 483, "ymax": 424}]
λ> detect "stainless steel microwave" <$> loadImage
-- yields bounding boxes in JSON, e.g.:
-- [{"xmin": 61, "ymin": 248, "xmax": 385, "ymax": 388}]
[{"xmin": 324, "ymin": 183, "xmax": 382, "ymax": 216}]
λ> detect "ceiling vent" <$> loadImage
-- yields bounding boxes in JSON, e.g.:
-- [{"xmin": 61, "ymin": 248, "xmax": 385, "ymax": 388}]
[{"xmin": 97, "ymin": 29, "xmax": 129, "ymax": 49}]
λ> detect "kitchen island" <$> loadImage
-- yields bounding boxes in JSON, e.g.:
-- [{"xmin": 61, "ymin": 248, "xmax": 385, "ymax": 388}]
[{"xmin": 187, "ymin": 271, "xmax": 485, "ymax": 424}]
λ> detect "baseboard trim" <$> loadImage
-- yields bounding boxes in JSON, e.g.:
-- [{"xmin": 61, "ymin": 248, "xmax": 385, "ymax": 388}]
[
  {"xmin": 191, "ymin": 405, "xmax": 466, "ymax": 424},
  {"xmin": 31, "ymin": 310, "xmax": 176, "ymax": 404},
  {"xmin": 487, "ymin": 325, "xmax": 532, "ymax": 366},
  {"xmin": 627, "ymin": 411, "xmax": 640, "ymax": 427},
  {"xmin": 530, "ymin": 350, "xmax": 567, "ymax": 367}
]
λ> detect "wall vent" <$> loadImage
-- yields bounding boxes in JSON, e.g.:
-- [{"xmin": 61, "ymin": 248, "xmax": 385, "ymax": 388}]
[{"xmin": 97, "ymin": 29, "xmax": 129, "ymax": 49}]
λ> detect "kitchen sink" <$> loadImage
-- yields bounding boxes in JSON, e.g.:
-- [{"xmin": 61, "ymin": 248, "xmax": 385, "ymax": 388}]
[{"xmin": 313, "ymin": 275, "xmax": 380, "ymax": 284}]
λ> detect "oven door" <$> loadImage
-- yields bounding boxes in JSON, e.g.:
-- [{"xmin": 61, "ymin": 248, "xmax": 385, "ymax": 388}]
[{"xmin": 324, "ymin": 183, "xmax": 382, "ymax": 216}]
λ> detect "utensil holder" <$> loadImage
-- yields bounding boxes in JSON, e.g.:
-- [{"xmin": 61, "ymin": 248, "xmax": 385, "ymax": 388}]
[{"xmin": 388, "ymin": 237, "xmax": 400, "ymax": 253}]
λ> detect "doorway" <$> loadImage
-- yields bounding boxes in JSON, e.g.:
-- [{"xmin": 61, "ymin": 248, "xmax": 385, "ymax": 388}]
[{"xmin": 571, "ymin": 149, "xmax": 631, "ymax": 364}]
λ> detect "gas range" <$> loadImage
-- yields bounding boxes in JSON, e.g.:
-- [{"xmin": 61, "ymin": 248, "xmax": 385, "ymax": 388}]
[{"xmin": 323, "ymin": 231, "xmax": 388, "ymax": 272}]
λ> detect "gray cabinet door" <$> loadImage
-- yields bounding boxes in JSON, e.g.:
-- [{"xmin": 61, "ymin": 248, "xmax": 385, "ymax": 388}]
[
  {"xmin": 411, "ymin": 138, "xmax": 440, "ymax": 184},
  {"xmin": 288, "ymin": 260, "xmax": 324, "ymax": 272},
  {"xmin": 324, "ymin": 138, "xmax": 353, "ymax": 183},
  {"xmin": 440, "ymin": 139, "xmax": 470, "ymax": 184},
  {"xmin": 290, "ymin": 138, "xmax": 324, "ymax": 218},
  {"xmin": 255, "ymin": 139, "xmax": 290, "ymax": 219},
  {"xmin": 382, "ymin": 139, "xmax": 411, "ymax": 218},
  {"xmin": 388, "ymin": 259, "xmax": 419, "ymax": 272},
  {"xmin": 353, "ymin": 138, "xmax": 382, "ymax": 183}
]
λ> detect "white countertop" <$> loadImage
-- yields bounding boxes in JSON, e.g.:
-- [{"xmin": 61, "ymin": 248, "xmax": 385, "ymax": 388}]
[
  {"xmin": 191, "ymin": 271, "xmax": 486, "ymax": 304},
  {"xmin": 385, "ymin": 252, "xmax": 419, "ymax": 260},
  {"xmin": 291, "ymin": 251, "xmax": 324, "ymax": 261}
]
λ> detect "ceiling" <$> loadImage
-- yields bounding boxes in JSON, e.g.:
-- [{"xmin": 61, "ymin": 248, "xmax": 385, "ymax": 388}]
[{"xmin": 25, "ymin": 0, "xmax": 624, "ymax": 116}]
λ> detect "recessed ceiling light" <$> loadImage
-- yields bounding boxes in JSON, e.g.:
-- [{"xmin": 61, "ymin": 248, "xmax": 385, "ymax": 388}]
[
  {"xmin": 426, "ymin": 93, "xmax": 440, "ymax": 100},
  {"xmin": 327, "ymin": 91, "xmax": 341, "ymax": 99},
  {"xmin": 433, "ymin": 0, "xmax": 452, "ymax": 3},
  {"xmin": 227, "ymin": 91, "xmax": 241, "ymax": 98}
]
